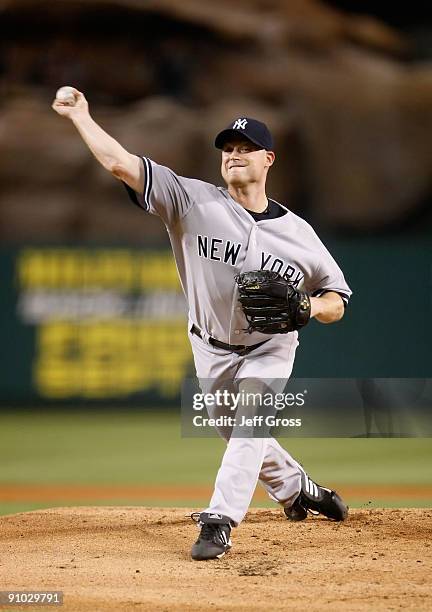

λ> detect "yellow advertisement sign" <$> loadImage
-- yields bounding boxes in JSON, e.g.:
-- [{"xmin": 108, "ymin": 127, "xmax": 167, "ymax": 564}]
[{"xmin": 16, "ymin": 248, "xmax": 191, "ymax": 400}]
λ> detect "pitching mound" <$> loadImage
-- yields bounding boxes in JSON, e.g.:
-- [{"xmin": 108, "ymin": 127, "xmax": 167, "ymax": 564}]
[{"xmin": 0, "ymin": 507, "xmax": 431, "ymax": 611}]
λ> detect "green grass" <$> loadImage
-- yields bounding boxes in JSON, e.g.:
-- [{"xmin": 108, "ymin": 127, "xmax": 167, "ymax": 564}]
[
  {"xmin": 0, "ymin": 411, "xmax": 224, "ymax": 484},
  {"xmin": 0, "ymin": 410, "xmax": 431, "ymax": 515}
]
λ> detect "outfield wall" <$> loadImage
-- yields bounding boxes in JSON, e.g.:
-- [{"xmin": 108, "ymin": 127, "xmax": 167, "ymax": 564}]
[{"xmin": 0, "ymin": 238, "xmax": 430, "ymax": 406}]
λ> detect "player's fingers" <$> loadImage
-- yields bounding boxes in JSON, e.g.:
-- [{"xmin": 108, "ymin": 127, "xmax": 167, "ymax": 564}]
[
  {"xmin": 70, "ymin": 89, "xmax": 86, "ymax": 102},
  {"xmin": 51, "ymin": 100, "xmax": 73, "ymax": 116},
  {"xmin": 51, "ymin": 99, "xmax": 68, "ymax": 110}
]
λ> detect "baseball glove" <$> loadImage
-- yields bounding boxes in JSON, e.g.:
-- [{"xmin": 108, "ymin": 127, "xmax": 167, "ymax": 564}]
[{"xmin": 235, "ymin": 270, "xmax": 311, "ymax": 334}]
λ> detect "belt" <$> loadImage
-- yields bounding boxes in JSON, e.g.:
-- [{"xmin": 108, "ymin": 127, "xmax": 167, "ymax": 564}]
[{"xmin": 190, "ymin": 324, "xmax": 269, "ymax": 356}]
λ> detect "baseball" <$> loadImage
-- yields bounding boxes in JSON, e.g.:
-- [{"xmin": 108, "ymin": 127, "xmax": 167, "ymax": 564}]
[{"xmin": 55, "ymin": 86, "xmax": 77, "ymax": 106}]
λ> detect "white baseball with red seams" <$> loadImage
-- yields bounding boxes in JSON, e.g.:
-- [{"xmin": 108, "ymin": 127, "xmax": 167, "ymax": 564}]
[{"xmin": 55, "ymin": 86, "xmax": 77, "ymax": 106}]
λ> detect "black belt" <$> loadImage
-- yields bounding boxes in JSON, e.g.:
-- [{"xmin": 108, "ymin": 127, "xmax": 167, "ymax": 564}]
[{"xmin": 190, "ymin": 324, "xmax": 269, "ymax": 356}]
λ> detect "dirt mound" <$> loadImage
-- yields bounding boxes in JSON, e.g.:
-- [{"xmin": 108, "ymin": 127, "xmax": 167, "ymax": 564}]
[{"xmin": 0, "ymin": 507, "xmax": 431, "ymax": 611}]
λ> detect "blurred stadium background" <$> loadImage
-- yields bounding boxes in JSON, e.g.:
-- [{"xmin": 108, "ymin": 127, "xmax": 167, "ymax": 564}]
[{"xmin": 0, "ymin": 0, "xmax": 431, "ymax": 516}]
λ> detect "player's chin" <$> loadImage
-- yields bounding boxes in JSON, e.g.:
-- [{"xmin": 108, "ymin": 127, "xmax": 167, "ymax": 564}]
[{"xmin": 226, "ymin": 172, "xmax": 250, "ymax": 187}]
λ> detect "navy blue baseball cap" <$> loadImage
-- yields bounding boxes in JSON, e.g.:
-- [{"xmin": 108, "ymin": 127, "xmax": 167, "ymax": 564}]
[{"xmin": 215, "ymin": 117, "xmax": 274, "ymax": 151}]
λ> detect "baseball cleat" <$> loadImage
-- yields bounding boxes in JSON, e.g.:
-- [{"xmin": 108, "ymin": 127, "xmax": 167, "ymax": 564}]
[
  {"xmin": 284, "ymin": 473, "xmax": 348, "ymax": 522},
  {"xmin": 190, "ymin": 512, "xmax": 233, "ymax": 560}
]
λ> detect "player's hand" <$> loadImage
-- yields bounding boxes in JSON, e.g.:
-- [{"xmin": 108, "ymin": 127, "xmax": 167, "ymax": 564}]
[{"xmin": 51, "ymin": 88, "xmax": 89, "ymax": 120}]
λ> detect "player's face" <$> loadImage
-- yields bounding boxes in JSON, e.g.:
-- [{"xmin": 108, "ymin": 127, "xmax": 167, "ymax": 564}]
[{"xmin": 221, "ymin": 139, "xmax": 274, "ymax": 187}]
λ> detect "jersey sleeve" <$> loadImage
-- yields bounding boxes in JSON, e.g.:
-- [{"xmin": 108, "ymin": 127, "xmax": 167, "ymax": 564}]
[
  {"xmin": 306, "ymin": 232, "xmax": 352, "ymax": 307},
  {"xmin": 123, "ymin": 156, "xmax": 196, "ymax": 226}
]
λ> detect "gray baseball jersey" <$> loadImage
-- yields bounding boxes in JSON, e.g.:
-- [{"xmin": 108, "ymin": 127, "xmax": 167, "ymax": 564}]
[
  {"xmin": 125, "ymin": 156, "xmax": 352, "ymax": 346},
  {"xmin": 124, "ymin": 155, "xmax": 352, "ymax": 526}
]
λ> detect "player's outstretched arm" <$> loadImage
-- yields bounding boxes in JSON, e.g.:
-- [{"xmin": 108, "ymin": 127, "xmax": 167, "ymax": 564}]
[
  {"xmin": 310, "ymin": 292, "xmax": 344, "ymax": 323},
  {"xmin": 51, "ymin": 88, "xmax": 143, "ymax": 193}
]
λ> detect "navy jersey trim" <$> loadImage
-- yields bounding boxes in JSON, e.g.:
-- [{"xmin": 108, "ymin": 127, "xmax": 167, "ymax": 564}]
[
  {"xmin": 142, "ymin": 156, "xmax": 152, "ymax": 211},
  {"xmin": 121, "ymin": 156, "xmax": 152, "ymax": 212}
]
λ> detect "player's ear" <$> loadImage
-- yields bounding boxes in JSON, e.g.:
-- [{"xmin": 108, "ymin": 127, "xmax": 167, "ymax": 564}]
[{"xmin": 266, "ymin": 151, "xmax": 275, "ymax": 167}]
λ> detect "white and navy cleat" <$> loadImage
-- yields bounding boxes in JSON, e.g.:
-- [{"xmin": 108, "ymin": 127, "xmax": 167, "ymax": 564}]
[
  {"xmin": 191, "ymin": 512, "xmax": 233, "ymax": 560},
  {"xmin": 284, "ymin": 473, "xmax": 348, "ymax": 522}
]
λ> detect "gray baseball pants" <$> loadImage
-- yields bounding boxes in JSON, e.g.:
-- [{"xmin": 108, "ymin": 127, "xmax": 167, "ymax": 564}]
[{"xmin": 189, "ymin": 327, "xmax": 304, "ymax": 526}]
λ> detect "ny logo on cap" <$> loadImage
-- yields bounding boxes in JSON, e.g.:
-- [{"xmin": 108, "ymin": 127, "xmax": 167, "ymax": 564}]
[{"xmin": 232, "ymin": 118, "xmax": 248, "ymax": 130}]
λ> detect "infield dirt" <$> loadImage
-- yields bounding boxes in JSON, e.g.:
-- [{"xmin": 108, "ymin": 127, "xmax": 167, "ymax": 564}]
[{"xmin": 0, "ymin": 507, "xmax": 431, "ymax": 611}]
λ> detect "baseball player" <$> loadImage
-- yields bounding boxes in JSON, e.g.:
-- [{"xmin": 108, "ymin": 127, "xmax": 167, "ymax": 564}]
[{"xmin": 53, "ymin": 89, "xmax": 352, "ymax": 561}]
